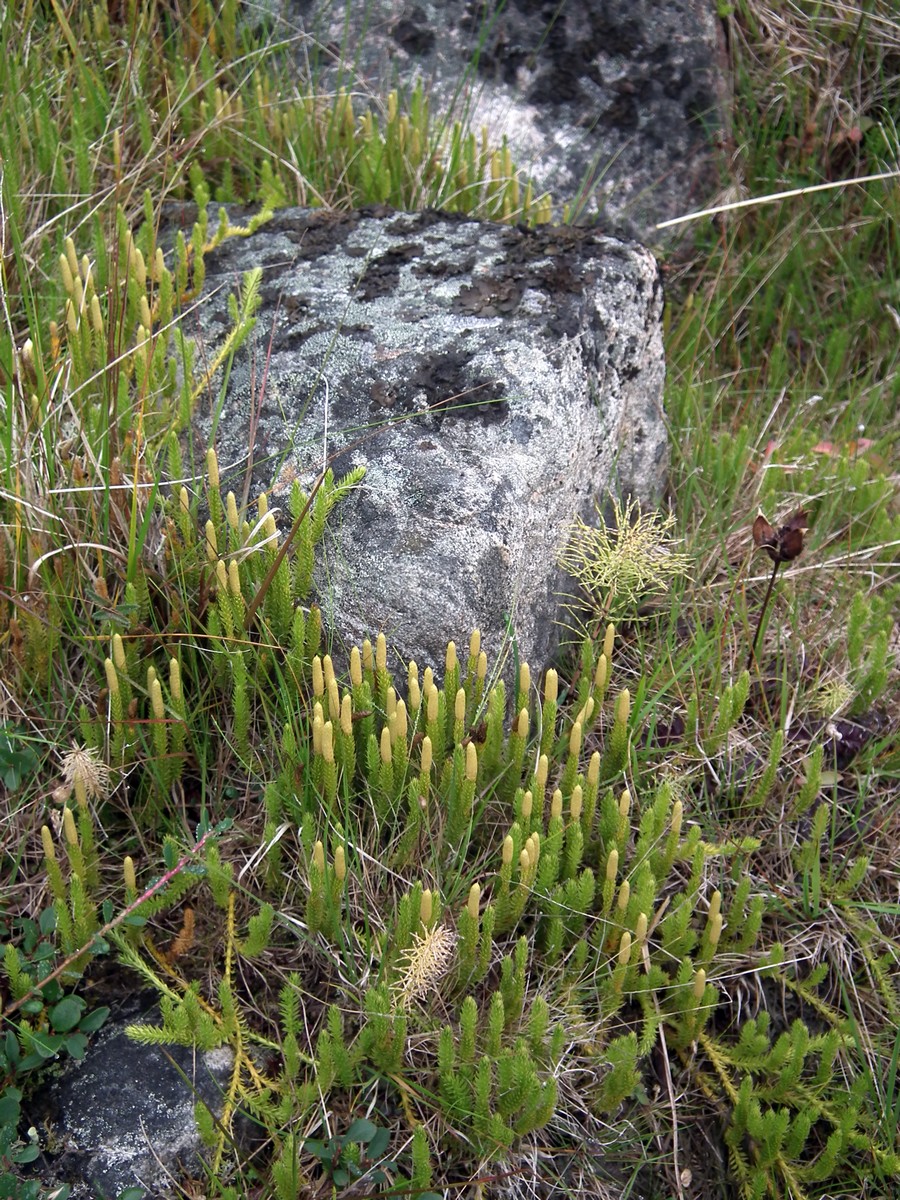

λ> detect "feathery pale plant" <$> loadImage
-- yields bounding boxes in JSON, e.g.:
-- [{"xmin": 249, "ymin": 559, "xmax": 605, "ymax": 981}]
[
  {"xmin": 59, "ymin": 743, "xmax": 110, "ymax": 803},
  {"xmin": 393, "ymin": 924, "xmax": 459, "ymax": 1009},
  {"xmin": 559, "ymin": 496, "xmax": 690, "ymax": 625}
]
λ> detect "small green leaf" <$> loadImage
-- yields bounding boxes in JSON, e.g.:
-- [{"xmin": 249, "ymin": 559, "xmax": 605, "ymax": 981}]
[
  {"xmin": 4, "ymin": 1030, "xmax": 20, "ymax": 1065},
  {"xmin": 13, "ymin": 1144, "xmax": 40, "ymax": 1164},
  {"xmin": 28, "ymin": 1031, "xmax": 65, "ymax": 1058},
  {"xmin": 17, "ymin": 1053, "xmax": 47, "ymax": 1072},
  {"xmin": 50, "ymin": 997, "xmax": 85, "ymax": 1032},
  {"xmin": 345, "ymin": 1118, "xmax": 377, "ymax": 1143},
  {"xmin": 63, "ymin": 1033, "xmax": 89, "ymax": 1059},
  {"xmin": 79, "ymin": 1006, "xmax": 110, "ymax": 1034},
  {"xmin": 0, "ymin": 727, "xmax": 40, "ymax": 791},
  {"xmin": 367, "ymin": 1126, "xmax": 390, "ymax": 1159},
  {"xmin": 0, "ymin": 1095, "xmax": 21, "ymax": 1124}
]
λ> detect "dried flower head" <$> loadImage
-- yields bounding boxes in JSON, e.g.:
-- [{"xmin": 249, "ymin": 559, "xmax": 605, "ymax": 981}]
[
  {"xmin": 60, "ymin": 743, "xmax": 110, "ymax": 801},
  {"xmin": 393, "ymin": 924, "xmax": 457, "ymax": 1009},
  {"xmin": 752, "ymin": 508, "xmax": 809, "ymax": 564},
  {"xmin": 559, "ymin": 496, "xmax": 690, "ymax": 622},
  {"xmin": 747, "ymin": 507, "xmax": 811, "ymax": 670}
]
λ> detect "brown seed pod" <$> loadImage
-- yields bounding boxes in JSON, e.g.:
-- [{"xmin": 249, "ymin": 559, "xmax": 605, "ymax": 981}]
[{"xmin": 752, "ymin": 508, "xmax": 809, "ymax": 564}]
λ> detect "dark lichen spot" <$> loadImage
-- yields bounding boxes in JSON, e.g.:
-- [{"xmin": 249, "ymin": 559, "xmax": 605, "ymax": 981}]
[
  {"xmin": 273, "ymin": 322, "xmax": 327, "ymax": 352},
  {"xmin": 274, "ymin": 210, "xmax": 360, "ymax": 259},
  {"xmin": 412, "ymin": 255, "xmax": 478, "ymax": 280},
  {"xmin": 364, "ymin": 349, "xmax": 509, "ymax": 427},
  {"xmin": 391, "ymin": 7, "xmax": 435, "ymax": 56},
  {"xmin": 355, "ymin": 243, "xmax": 425, "ymax": 300}
]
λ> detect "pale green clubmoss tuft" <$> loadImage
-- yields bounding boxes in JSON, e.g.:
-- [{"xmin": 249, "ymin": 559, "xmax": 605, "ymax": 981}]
[{"xmin": 559, "ymin": 496, "xmax": 690, "ymax": 622}]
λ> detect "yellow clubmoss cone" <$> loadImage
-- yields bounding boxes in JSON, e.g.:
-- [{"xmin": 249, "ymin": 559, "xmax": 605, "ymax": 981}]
[
  {"xmin": 420, "ymin": 736, "xmax": 433, "ymax": 776},
  {"xmin": 206, "ymin": 448, "xmax": 220, "ymax": 491},
  {"xmin": 520, "ymin": 790, "xmax": 533, "ymax": 821},
  {"xmin": 226, "ymin": 491, "xmax": 239, "ymax": 531},
  {"xmin": 312, "ymin": 657, "xmax": 324, "ymax": 698},
  {"xmin": 350, "ymin": 646, "xmax": 362, "ymax": 687},
  {"xmin": 618, "ymin": 930, "xmax": 632, "ymax": 967},
  {"xmin": 322, "ymin": 722, "xmax": 334, "ymax": 765},
  {"xmin": 41, "ymin": 825, "xmax": 56, "ymax": 860},
  {"xmin": 571, "ymin": 785, "xmax": 583, "ymax": 822},
  {"xmin": 63, "ymin": 807, "xmax": 78, "ymax": 846}
]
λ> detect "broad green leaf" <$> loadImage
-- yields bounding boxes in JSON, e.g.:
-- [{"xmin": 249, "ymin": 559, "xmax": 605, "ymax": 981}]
[
  {"xmin": 367, "ymin": 1126, "xmax": 390, "ymax": 1159},
  {"xmin": 79, "ymin": 1006, "xmax": 110, "ymax": 1034},
  {"xmin": 63, "ymin": 1033, "xmax": 89, "ymax": 1059},
  {"xmin": 345, "ymin": 1118, "xmax": 377, "ymax": 1143},
  {"xmin": 50, "ymin": 996, "xmax": 85, "ymax": 1032}
]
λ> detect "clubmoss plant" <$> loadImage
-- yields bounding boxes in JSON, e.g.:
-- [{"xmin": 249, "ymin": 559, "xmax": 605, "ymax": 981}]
[
  {"xmin": 17, "ymin": 603, "xmax": 886, "ymax": 1194},
  {"xmin": 559, "ymin": 495, "xmax": 691, "ymax": 630}
]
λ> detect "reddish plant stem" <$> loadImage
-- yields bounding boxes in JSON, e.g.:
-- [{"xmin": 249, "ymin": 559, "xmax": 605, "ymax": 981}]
[
  {"xmin": 2, "ymin": 823, "xmax": 223, "ymax": 1022},
  {"xmin": 747, "ymin": 558, "xmax": 781, "ymax": 672}
]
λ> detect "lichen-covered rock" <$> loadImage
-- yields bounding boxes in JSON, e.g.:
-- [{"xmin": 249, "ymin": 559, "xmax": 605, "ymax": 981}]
[
  {"xmin": 36, "ymin": 1014, "xmax": 234, "ymax": 1200},
  {"xmin": 188, "ymin": 205, "xmax": 664, "ymax": 675},
  {"xmin": 285, "ymin": 0, "xmax": 729, "ymax": 239}
]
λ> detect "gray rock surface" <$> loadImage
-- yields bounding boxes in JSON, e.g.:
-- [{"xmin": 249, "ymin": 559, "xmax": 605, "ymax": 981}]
[
  {"xmin": 188, "ymin": 204, "xmax": 666, "ymax": 676},
  {"xmin": 38, "ymin": 1015, "xmax": 234, "ymax": 1200},
  {"xmin": 279, "ymin": 0, "xmax": 729, "ymax": 240}
]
